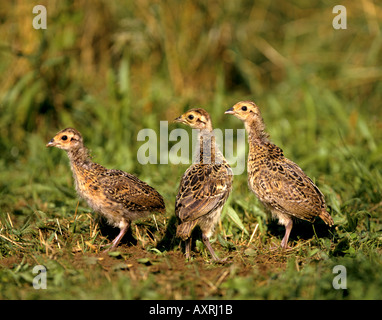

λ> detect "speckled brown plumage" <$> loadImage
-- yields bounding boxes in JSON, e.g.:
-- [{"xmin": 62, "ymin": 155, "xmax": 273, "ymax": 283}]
[
  {"xmin": 174, "ymin": 109, "xmax": 233, "ymax": 261},
  {"xmin": 46, "ymin": 128, "xmax": 165, "ymax": 250},
  {"xmin": 225, "ymin": 101, "xmax": 333, "ymax": 248}
]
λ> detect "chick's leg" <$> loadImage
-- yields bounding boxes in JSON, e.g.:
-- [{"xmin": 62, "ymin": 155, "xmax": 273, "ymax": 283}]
[
  {"xmin": 106, "ymin": 219, "xmax": 130, "ymax": 251},
  {"xmin": 185, "ymin": 237, "xmax": 192, "ymax": 260},
  {"xmin": 280, "ymin": 219, "xmax": 293, "ymax": 249},
  {"xmin": 202, "ymin": 233, "xmax": 220, "ymax": 261}
]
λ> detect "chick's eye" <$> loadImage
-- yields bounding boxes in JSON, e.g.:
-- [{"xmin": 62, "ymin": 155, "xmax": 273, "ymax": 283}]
[
  {"xmin": 241, "ymin": 106, "xmax": 248, "ymax": 111},
  {"xmin": 188, "ymin": 114, "xmax": 194, "ymax": 120},
  {"xmin": 61, "ymin": 135, "xmax": 68, "ymax": 141}
]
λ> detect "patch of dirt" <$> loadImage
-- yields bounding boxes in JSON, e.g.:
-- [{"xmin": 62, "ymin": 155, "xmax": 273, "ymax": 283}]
[
  {"xmin": 68, "ymin": 242, "xmax": 289, "ymax": 298},
  {"xmin": 0, "ymin": 238, "xmax": 291, "ymax": 299}
]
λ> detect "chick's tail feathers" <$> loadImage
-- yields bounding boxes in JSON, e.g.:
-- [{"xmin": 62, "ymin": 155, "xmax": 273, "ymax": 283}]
[
  {"xmin": 319, "ymin": 209, "xmax": 334, "ymax": 227},
  {"xmin": 176, "ymin": 220, "xmax": 198, "ymax": 241}
]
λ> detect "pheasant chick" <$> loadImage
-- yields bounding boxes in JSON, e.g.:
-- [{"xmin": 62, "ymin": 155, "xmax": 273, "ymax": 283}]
[
  {"xmin": 174, "ymin": 109, "xmax": 233, "ymax": 261},
  {"xmin": 46, "ymin": 128, "xmax": 165, "ymax": 251},
  {"xmin": 225, "ymin": 101, "xmax": 333, "ymax": 249}
]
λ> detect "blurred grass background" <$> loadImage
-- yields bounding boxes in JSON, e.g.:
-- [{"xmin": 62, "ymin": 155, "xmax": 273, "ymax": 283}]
[{"xmin": 0, "ymin": 0, "xmax": 381, "ymax": 299}]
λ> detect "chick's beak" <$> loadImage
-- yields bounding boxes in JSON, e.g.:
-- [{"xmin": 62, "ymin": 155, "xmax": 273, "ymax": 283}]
[
  {"xmin": 46, "ymin": 138, "xmax": 56, "ymax": 147},
  {"xmin": 224, "ymin": 107, "xmax": 235, "ymax": 115},
  {"xmin": 173, "ymin": 116, "xmax": 184, "ymax": 123}
]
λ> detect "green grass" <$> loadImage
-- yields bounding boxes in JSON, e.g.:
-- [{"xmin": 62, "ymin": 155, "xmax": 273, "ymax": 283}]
[{"xmin": 1, "ymin": 0, "xmax": 382, "ymax": 300}]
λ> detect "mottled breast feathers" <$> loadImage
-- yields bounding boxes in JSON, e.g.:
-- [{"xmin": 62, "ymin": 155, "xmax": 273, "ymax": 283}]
[
  {"xmin": 175, "ymin": 163, "xmax": 233, "ymax": 222},
  {"xmin": 248, "ymin": 141, "xmax": 326, "ymax": 222}
]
